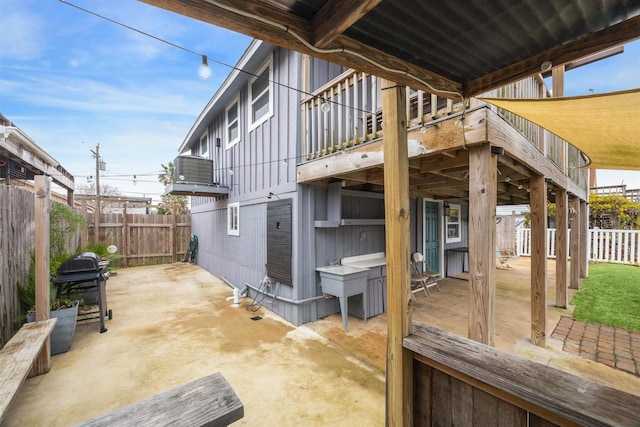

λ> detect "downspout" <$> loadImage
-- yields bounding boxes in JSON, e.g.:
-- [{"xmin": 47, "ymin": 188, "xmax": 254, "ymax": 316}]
[{"xmin": 222, "ymin": 277, "xmax": 325, "ymax": 305}]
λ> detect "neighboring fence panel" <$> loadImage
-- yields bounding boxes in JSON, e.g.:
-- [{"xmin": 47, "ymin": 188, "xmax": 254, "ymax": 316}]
[
  {"xmin": 589, "ymin": 229, "xmax": 639, "ymax": 264},
  {"xmin": 0, "ymin": 186, "xmax": 35, "ymax": 347},
  {"xmin": 87, "ymin": 211, "xmax": 191, "ymax": 267},
  {"xmin": 516, "ymin": 228, "xmax": 639, "ymax": 264}
]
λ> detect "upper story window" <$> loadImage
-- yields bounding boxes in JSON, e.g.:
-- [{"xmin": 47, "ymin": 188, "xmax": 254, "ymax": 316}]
[
  {"xmin": 226, "ymin": 95, "xmax": 240, "ymax": 149},
  {"xmin": 199, "ymin": 131, "xmax": 208, "ymax": 158},
  {"xmin": 248, "ymin": 55, "xmax": 273, "ymax": 130}
]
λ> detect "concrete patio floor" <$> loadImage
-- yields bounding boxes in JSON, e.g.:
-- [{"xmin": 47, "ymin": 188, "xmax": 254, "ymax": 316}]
[
  {"xmin": 4, "ymin": 264, "xmax": 385, "ymax": 426},
  {"xmin": 5, "ymin": 257, "xmax": 640, "ymax": 426},
  {"xmin": 308, "ymin": 256, "xmax": 640, "ymax": 397}
]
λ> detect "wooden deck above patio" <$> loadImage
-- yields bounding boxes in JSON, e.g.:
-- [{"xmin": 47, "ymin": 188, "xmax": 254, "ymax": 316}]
[{"xmin": 296, "ymin": 104, "xmax": 589, "ymax": 204}]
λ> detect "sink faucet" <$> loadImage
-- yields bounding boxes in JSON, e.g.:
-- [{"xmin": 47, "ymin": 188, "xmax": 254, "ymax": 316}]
[{"xmin": 329, "ymin": 258, "xmax": 341, "ymax": 266}]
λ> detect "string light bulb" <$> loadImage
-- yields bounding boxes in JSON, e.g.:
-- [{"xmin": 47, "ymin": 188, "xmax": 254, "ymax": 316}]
[
  {"xmin": 199, "ymin": 55, "xmax": 212, "ymax": 80},
  {"xmin": 320, "ymin": 98, "xmax": 330, "ymax": 113}
]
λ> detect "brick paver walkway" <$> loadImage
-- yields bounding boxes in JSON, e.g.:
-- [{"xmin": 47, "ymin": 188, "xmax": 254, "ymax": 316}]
[{"xmin": 551, "ymin": 316, "xmax": 640, "ymax": 376}]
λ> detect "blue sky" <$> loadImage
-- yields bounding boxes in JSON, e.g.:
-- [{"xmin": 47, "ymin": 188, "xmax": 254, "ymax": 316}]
[
  {"xmin": 1, "ymin": 0, "xmax": 639, "ymax": 202},
  {"xmin": 1, "ymin": 0, "xmax": 251, "ymax": 201}
]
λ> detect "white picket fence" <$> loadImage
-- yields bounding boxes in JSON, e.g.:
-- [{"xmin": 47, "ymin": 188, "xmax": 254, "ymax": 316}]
[{"xmin": 516, "ymin": 228, "xmax": 640, "ymax": 265}]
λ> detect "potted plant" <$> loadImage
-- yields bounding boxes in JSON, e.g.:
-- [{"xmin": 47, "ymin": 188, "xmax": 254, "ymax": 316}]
[{"xmin": 17, "ymin": 254, "xmax": 80, "ymax": 355}]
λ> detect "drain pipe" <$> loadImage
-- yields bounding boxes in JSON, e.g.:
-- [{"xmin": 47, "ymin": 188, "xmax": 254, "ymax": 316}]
[{"xmin": 222, "ymin": 277, "xmax": 325, "ymax": 305}]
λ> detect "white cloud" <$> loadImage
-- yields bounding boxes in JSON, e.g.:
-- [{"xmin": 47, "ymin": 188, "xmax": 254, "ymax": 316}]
[{"xmin": 0, "ymin": 9, "xmax": 46, "ymax": 60}]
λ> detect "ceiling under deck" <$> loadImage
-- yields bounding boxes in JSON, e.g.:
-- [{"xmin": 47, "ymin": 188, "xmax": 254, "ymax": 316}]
[
  {"xmin": 141, "ymin": 0, "xmax": 640, "ymax": 98},
  {"xmin": 308, "ymin": 148, "xmax": 539, "ymax": 206},
  {"xmin": 142, "ymin": 0, "xmax": 639, "ymax": 202}
]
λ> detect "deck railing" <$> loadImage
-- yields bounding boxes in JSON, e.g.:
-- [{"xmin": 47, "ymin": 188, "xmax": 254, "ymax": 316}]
[
  {"xmin": 516, "ymin": 227, "xmax": 639, "ymax": 264},
  {"xmin": 300, "ymin": 70, "xmax": 588, "ymax": 187},
  {"xmin": 300, "ymin": 69, "xmax": 459, "ymax": 160},
  {"xmin": 405, "ymin": 323, "xmax": 640, "ymax": 426}
]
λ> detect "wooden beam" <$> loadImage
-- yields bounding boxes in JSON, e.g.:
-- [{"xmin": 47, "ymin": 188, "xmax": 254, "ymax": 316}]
[
  {"xmin": 140, "ymin": 0, "xmax": 461, "ymax": 97},
  {"xmin": 311, "ymin": 0, "xmax": 382, "ymax": 48},
  {"xmin": 381, "ymin": 79, "xmax": 412, "ymax": 427},
  {"xmin": 464, "ymin": 15, "xmax": 640, "ymax": 97},
  {"xmin": 555, "ymin": 188, "xmax": 568, "ymax": 308},
  {"xmin": 468, "ymin": 143, "xmax": 497, "ymax": 346},
  {"xmin": 297, "ymin": 109, "xmax": 487, "ymax": 185},
  {"xmin": 406, "ymin": 324, "xmax": 640, "ymax": 427},
  {"xmin": 552, "ymin": 66, "xmax": 567, "ymax": 174},
  {"xmin": 33, "ymin": 175, "xmax": 51, "ymax": 375},
  {"xmin": 530, "ymin": 175, "xmax": 547, "ymax": 347},
  {"xmin": 419, "ymin": 151, "xmax": 469, "ymax": 174},
  {"xmin": 497, "ymin": 155, "xmax": 532, "ymax": 179},
  {"xmin": 569, "ymin": 196, "xmax": 581, "ymax": 290}
]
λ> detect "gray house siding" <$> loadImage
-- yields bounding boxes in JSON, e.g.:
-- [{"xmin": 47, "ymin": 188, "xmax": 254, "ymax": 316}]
[
  {"xmin": 185, "ymin": 42, "xmax": 468, "ymax": 326},
  {"xmin": 188, "ymin": 46, "xmax": 308, "ymax": 325},
  {"xmin": 310, "ymin": 58, "xmax": 346, "ymax": 92},
  {"xmin": 312, "ymin": 185, "xmax": 387, "ymax": 319}
]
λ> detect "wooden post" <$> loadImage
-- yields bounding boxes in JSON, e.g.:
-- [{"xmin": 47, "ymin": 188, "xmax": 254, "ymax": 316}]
[
  {"xmin": 301, "ymin": 53, "xmax": 311, "ymax": 93},
  {"xmin": 122, "ymin": 203, "xmax": 129, "ymax": 267},
  {"xmin": 552, "ymin": 66, "xmax": 566, "ymax": 173},
  {"xmin": 537, "ymin": 82, "xmax": 546, "ymax": 152},
  {"xmin": 80, "ymin": 199, "xmax": 88, "ymax": 249},
  {"xmin": 569, "ymin": 196, "xmax": 581, "ymax": 289},
  {"xmin": 580, "ymin": 200, "xmax": 589, "ymax": 279},
  {"xmin": 172, "ymin": 204, "xmax": 177, "ymax": 262},
  {"xmin": 530, "ymin": 175, "xmax": 547, "ymax": 346},
  {"xmin": 468, "ymin": 143, "xmax": 497, "ymax": 346},
  {"xmin": 33, "ymin": 176, "xmax": 51, "ymax": 375},
  {"xmin": 381, "ymin": 78, "xmax": 412, "ymax": 427},
  {"xmin": 67, "ymin": 188, "xmax": 74, "ymax": 207},
  {"xmin": 555, "ymin": 189, "xmax": 568, "ymax": 308}
]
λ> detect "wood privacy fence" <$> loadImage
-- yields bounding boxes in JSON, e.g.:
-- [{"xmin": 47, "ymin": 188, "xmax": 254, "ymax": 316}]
[
  {"xmin": 86, "ymin": 210, "xmax": 191, "ymax": 267},
  {"xmin": 1, "ymin": 185, "xmax": 192, "ymax": 347},
  {"xmin": 517, "ymin": 228, "xmax": 640, "ymax": 264},
  {"xmin": 0, "ymin": 186, "xmax": 35, "ymax": 347}
]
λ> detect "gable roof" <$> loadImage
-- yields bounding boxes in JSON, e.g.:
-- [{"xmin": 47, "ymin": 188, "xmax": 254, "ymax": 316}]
[{"xmin": 179, "ymin": 40, "xmax": 274, "ymax": 153}]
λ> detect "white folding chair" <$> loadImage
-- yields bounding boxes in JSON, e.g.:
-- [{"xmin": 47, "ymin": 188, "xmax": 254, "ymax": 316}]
[{"xmin": 411, "ymin": 252, "xmax": 441, "ymax": 296}]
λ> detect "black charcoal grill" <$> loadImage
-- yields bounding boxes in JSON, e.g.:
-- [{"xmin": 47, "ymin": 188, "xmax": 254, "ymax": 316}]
[{"xmin": 53, "ymin": 252, "xmax": 111, "ymax": 333}]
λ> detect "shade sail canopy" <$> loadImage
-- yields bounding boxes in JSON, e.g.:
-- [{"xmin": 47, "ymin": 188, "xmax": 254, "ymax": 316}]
[{"xmin": 482, "ymin": 88, "xmax": 640, "ymax": 170}]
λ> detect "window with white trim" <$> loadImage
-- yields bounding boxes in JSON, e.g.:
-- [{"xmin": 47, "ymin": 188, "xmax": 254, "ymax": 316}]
[
  {"xmin": 227, "ymin": 202, "xmax": 239, "ymax": 236},
  {"xmin": 199, "ymin": 132, "xmax": 208, "ymax": 158},
  {"xmin": 226, "ymin": 95, "xmax": 240, "ymax": 149},
  {"xmin": 248, "ymin": 55, "xmax": 273, "ymax": 130},
  {"xmin": 445, "ymin": 203, "xmax": 461, "ymax": 243}
]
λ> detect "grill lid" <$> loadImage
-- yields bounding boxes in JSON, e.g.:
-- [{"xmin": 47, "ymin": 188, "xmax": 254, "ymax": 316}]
[{"xmin": 57, "ymin": 252, "xmax": 101, "ymax": 275}]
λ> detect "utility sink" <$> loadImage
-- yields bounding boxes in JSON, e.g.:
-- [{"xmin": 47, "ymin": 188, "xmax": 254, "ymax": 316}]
[{"xmin": 316, "ymin": 265, "xmax": 369, "ymax": 332}]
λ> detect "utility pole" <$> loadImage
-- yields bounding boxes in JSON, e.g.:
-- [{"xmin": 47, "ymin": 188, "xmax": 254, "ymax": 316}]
[{"xmin": 90, "ymin": 144, "xmax": 106, "ymax": 244}]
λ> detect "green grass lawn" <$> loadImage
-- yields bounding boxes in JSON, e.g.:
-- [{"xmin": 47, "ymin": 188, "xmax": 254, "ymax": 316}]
[{"xmin": 572, "ymin": 263, "xmax": 640, "ymax": 331}]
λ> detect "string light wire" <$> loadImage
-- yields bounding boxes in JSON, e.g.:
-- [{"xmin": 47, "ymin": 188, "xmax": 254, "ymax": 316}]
[
  {"xmin": 52, "ymin": 0, "xmax": 470, "ymax": 192},
  {"xmin": 58, "ymin": 0, "xmax": 464, "ymax": 112},
  {"xmin": 59, "ymin": 0, "xmax": 350, "ymax": 112}
]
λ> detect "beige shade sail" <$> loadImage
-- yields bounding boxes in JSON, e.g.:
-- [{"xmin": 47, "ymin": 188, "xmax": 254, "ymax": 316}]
[{"xmin": 481, "ymin": 88, "xmax": 640, "ymax": 170}]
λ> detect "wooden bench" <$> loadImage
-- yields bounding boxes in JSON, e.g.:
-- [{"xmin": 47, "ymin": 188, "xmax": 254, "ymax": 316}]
[
  {"xmin": 77, "ymin": 372, "xmax": 244, "ymax": 427},
  {"xmin": 0, "ymin": 318, "xmax": 57, "ymax": 424}
]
